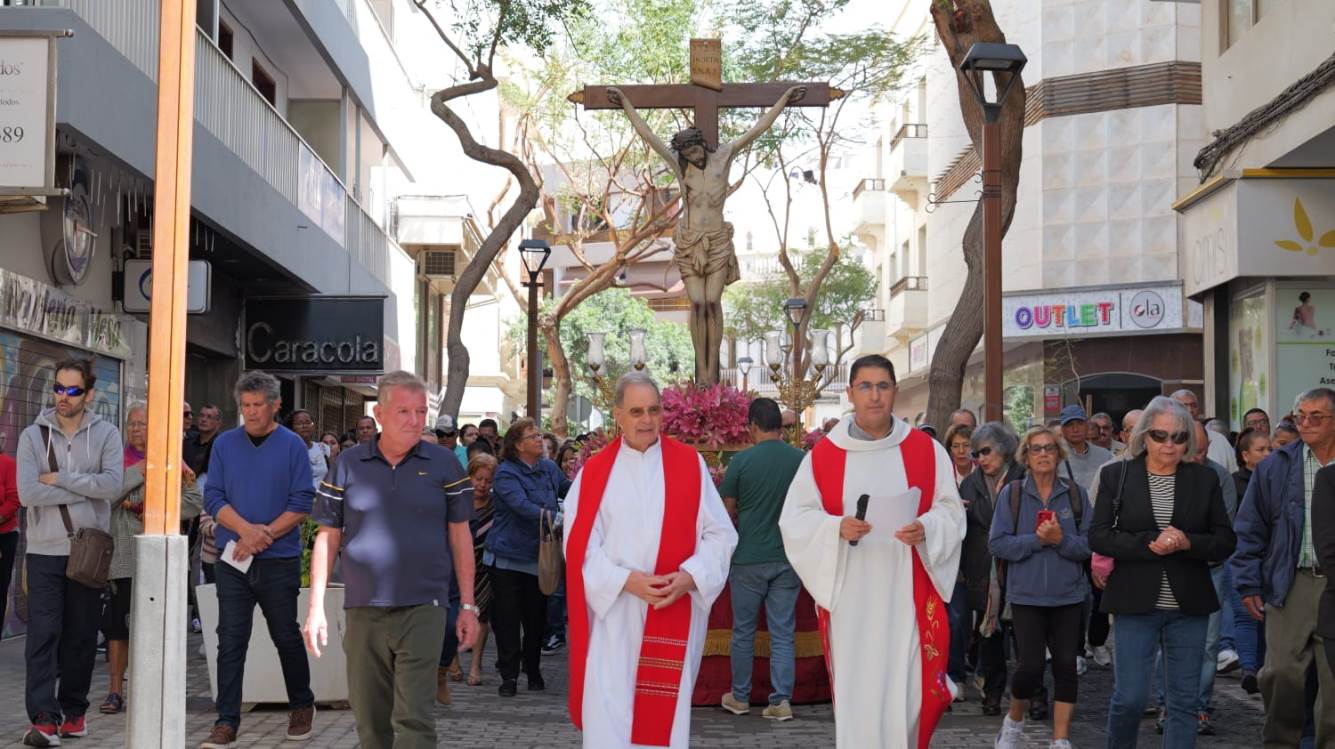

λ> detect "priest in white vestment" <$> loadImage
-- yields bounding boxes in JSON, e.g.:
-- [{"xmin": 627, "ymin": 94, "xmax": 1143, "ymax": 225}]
[
  {"xmin": 780, "ymin": 354, "xmax": 965, "ymax": 749},
  {"xmin": 564, "ymin": 371, "xmax": 738, "ymax": 748}
]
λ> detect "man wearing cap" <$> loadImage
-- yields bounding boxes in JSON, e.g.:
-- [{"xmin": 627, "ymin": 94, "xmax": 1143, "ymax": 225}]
[
  {"xmin": 1058, "ymin": 405, "xmax": 1112, "ymax": 496},
  {"xmin": 434, "ymin": 414, "xmax": 466, "ymax": 468}
]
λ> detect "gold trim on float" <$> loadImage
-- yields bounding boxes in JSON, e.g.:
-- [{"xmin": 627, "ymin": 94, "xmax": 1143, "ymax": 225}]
[{"xmin": 702, "ymin": 629, "xmax": 827, "ymax": 658}]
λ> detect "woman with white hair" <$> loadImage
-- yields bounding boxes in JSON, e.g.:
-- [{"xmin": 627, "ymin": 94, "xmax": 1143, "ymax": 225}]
[{"xmin": 1089, "ymin": 396, "xmax": 1236, "ymax": 748}]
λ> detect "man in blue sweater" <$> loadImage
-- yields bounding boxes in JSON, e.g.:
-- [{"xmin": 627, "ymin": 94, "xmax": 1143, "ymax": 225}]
[{"xmin": 198, "ymin": 371, "xmax": 315, "ymax": 749}]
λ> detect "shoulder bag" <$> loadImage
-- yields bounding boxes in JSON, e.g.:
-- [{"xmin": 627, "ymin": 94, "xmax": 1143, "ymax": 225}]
[{"xmin": 538, "ymin": 508, "xmax": 564, "ymax": 595}]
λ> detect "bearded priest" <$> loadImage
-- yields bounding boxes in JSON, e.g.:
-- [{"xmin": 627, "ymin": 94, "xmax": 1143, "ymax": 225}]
[
  {"xmin": 780, "ymin": 354, "xmax": 965, "ymax": 749},
  {"xmin": 564, "ymin": 371, "xmax": 738, "ymax": 748}
]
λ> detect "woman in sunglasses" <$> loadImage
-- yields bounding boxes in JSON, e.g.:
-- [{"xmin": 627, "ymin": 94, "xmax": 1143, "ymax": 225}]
[
  {"xmin": 989, "ymin": 426, "xmax": 1091, "ymax": 749},
  {"xmin": 955, "ymin": 422, "xmax": 1023, "ymax": 717},
  {"xmin": 1089, "ymin": 396, "xmax": 1236, "ymax": 748}
]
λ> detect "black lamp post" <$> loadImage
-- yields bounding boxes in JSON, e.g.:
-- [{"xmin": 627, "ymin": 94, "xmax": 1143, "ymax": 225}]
[
  {"xmin": 958, "ymin": 42, "xmax": 1025, "ymax": 423},
  {"xmin": 519, "ymin": 238, "xmax": 552, "ymax": 421},
  {"xmin": 737, "ymin": 354, "xmax": 753, "ymax": 392}
]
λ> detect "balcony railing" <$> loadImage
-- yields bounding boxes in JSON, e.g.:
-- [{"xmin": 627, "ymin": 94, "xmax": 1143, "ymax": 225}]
[
  {"xmin": 890, "ymin": 275, "xmax": 928, "ymax": 297},
  {"xmin": 37, "ymin": 0, "xmax": 405, "ymax": 288},
  {"xmin": 890, "ymin": 123, "xmax": 928, "ymax": 150},
  {"xmin": 852, "ymin": 177, "xmax": 886, "ymax": 200}
]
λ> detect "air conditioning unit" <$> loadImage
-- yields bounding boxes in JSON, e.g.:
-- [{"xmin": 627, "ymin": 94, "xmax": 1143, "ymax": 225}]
[{"xmin": 421, "ymin": 249, "xmax": 455, "ymax": 279}]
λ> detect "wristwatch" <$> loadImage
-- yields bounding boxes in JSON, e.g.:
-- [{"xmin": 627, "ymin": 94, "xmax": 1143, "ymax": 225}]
[{"xmin": 460, "ymin": 603, "xmax": 481, "ymax": 615}]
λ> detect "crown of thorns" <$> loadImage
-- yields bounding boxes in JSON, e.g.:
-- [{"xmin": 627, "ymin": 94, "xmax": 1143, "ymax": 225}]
[{"xmin": 670, "ymin": 128, "xmax": 714, "ymax": 153}]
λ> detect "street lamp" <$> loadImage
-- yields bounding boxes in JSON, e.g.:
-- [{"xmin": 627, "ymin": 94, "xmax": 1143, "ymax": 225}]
[
  {"xmin": 783, "ymin": 297, "xmax": 808, "ymax": 328},
  {"xmin": 737, "ymin": 354, "xmax": 754, "ymax": 391},
  {"xmin": 519, "ymin": 238, "xmax": 551, "ymax": 421},
  {"xmin": 958, "ymin": 42, "xmax": 1025, "ymax": 423}
]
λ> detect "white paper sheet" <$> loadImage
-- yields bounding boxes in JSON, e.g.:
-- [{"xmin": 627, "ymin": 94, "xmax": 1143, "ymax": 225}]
[
  {"xmin": 220, "ymin": 540, "xmax": 254, "ymax": 574},
  {"xmin": 860, "ymin": 488, "xmax": 922, "ymax": 547}
]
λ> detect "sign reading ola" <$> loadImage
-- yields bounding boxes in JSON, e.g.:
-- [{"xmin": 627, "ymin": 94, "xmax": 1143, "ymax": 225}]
[{"xmin": 243, "ymin": 296, "xmax": 385, "ymax": 372}]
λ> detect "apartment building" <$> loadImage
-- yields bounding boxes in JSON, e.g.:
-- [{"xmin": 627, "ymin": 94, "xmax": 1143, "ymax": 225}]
[
  {"xmin": 1173, "ymin": 0, "xmax": 1335, "ymax": 428},
  {"xmin": 864, "ymin": 0, "xmax": 1207, "ymax": 426}
]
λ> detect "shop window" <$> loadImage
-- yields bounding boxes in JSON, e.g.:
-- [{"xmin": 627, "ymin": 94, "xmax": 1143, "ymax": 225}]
[{"xmin": 252, "ymin": 60, "xmax": 276, "ymax": 107}]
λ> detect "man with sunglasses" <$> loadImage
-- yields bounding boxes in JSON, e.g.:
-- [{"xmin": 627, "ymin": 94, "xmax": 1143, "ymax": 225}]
[
  {"xmin": 780, "ymin": 354, "xmax": 965, "ymax": 747},
  {"xmin": 16, "ymin": 358, "xmax": 124, "ymax": 747},
  {"xmin": 1234, "ymin": 387, "xmax": 1335, "ymax": 746}
]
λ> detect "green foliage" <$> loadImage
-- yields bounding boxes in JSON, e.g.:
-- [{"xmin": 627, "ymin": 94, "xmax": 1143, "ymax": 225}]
[
  {"xmin": 434, "ymin": 0, "xmax": 593, "ymax": 64},
  {"xmin": 508, "ymin": 289, "xmax": 695, "ymax": 421},
  {"xmin": 723, "ymin": 249, "xmax": 876, "ymax": 343}
]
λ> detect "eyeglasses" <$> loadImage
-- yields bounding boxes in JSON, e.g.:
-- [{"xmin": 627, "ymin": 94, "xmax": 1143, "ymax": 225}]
[
  {"xmin": 183, "ymin": 411, "xmax": 193, "ymax": 418},
  {"xmin": 52, "ymin": 384, "xmax": 86, "ymax": 398},
  {"xmin": 522, "ymin": 433, "xmax": 544, "ymax": 442},
  {"xmin": 970, "ymin": 446, "xmax": 994, "ymax": 460},
  {"xmin": 1028, "ymin": 443, "xmax": 1059, "ymax": 454},
  {"xmin": 851, "ymin": 382, "xmax": 895, "ymax": 394},
  {"xmin": 1147, "ymin": 429, "xmax": 1190, "ymax": 445},
  {"xmin": 1295, "ymin": 413, "xmax": 1331, "ymax": 426}
]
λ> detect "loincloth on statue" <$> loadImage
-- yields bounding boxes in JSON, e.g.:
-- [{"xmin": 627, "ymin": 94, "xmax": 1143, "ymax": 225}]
[{"xmin": 673, "ymin": 222, "xmax": 740, "ymax": 286}]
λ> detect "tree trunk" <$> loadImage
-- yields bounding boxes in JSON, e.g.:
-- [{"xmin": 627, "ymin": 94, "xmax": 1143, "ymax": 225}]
[
  {"xmin": 925, "ymin": 0, "xmax": 1026, "ymax": 429},
  {"xmin": 430, "ymin": 83, "xmax": 541, "ymax": 419},
  {"xmin": 541, "ymin": 317, "xmax": 574, "ymax": 439}
]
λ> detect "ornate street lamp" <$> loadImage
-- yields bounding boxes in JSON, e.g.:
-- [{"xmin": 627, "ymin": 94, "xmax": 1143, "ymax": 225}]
[{"xmin": 518, "ymin": 238, "xmax": 552, "ymax": 420}]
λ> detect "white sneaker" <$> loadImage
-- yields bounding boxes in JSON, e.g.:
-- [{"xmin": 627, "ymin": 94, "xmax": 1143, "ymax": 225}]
[
  {"xmin": 1217, "ymin": 648, "xmax": 1240, "ymax": 674},
  {"xmin": 1050, "ymin": 740, "xmax": 1072, "ymax": 749},
  {"xmin": 1076, "ymin": 655, "xmax": 1088, "ymax": 676},
  {"xmin": 1091, "ymin": 645, "xmax": 1112, "ymax": 667},
  {"xmin": 995, "ymin": 715, "xmax": 1024, "ymax": 749}
]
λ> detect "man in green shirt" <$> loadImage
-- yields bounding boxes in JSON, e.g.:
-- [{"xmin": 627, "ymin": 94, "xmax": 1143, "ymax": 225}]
[{"xmin": 718, "ymin": 398, "xmax": 805, "ymax": 722}]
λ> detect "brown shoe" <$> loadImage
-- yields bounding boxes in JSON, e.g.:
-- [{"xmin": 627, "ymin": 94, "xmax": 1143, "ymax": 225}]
[
  {"xmin": 436, "ymin": 666, "xmax": 453, "ymax": 705},
  {"xmin": 286, "ymin": 705, "xmax": 315, "ymax": 742},
  {"xmin": 199, "ymin": 723, "xmax": 237, "ymax": 749}
]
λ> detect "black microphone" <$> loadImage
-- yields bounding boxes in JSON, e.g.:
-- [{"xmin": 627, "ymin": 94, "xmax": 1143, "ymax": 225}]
[{"xmin": 850, "ymin": 493, "xmax": 870, "ymax": 547}]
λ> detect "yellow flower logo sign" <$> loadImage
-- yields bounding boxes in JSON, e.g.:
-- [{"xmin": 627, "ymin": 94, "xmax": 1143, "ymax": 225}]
[{"xmin": 1275, "ymin": 197, "xmax": 1335, "ymax": 256}]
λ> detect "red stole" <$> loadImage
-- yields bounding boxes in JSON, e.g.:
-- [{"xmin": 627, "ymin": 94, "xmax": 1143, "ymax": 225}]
[
  {"xmin": 564, "ymin": 435, "xmax": 702, "ymax": 747},
  {"xmin": 810, "ymin": 428, "xmax": 950, "ymax": 749}
]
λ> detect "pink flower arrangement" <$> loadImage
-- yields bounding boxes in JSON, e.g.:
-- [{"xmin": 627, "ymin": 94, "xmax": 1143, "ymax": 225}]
[{"xmin": 660, "ymin": 383, "xmax": 753, "ymax": 449}]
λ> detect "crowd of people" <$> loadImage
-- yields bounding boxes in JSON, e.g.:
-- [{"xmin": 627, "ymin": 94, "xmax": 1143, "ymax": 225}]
[{"xmin": 11, "ymin": 352, "xmax": 1335, "ymax": 748}]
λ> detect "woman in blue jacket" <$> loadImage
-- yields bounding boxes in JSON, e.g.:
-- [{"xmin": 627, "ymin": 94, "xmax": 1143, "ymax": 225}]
[
  {"xmin": 989, "ymin": 426, "xmax": 1092, "ymax": 749},
  {"xmin": 487, "ymin": 418, "xmax": 571, "ymax": 697}
]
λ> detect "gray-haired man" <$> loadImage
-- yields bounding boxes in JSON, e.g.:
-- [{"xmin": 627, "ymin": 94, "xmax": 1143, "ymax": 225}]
[{"xmin": 199, "ymin": 371, "xmax": 315, "ymax": 749}]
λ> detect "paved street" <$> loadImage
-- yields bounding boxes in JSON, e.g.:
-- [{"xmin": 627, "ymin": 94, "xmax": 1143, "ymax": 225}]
[{"xmin": 0, "ymin": 631, "xmax": 1268, "ymax": 747}]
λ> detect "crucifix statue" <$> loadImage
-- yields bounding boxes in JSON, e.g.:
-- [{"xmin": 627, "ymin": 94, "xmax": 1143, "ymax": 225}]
[{"xmin": 569, "ymin": 39, "xmax": 841, "ymax": 386}]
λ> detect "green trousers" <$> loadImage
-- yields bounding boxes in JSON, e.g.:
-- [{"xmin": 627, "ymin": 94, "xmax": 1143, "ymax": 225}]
[{"xmin": 345, "ymin": 604, "xmax": 447, "ymax": 749}]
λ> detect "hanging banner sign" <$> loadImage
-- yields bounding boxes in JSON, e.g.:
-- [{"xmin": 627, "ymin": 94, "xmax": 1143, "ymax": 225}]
[{"xmin": 0, "ymin": 32, "xmax": 65, "ymax": 196}]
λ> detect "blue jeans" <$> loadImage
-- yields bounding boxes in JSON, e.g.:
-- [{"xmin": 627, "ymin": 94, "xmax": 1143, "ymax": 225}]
[
  {"xmin": 1107, "ymin": 609, "xmax": 1208, "ymax": 749},
  {"xmin": 1217, "ymin": 564, "xmax": 1236, "ymax": 654},
  {"xmin": 729, "ymin": 562, "xmax": 801, "ymax": 704},
  {"xmin": 1153, "ymin": 566, "xmax": 1228, "ymax": 714},
  {"xmin": 947, "ymin": 580, "xmax": 971, "ymax": 682},
  {"xmin": 1227, "ymin": 563, "xmax": 1265, "ymax": 671},
  {"xmin": 213, "ymin": 557, "xmax": 314, "ymax": 729}
]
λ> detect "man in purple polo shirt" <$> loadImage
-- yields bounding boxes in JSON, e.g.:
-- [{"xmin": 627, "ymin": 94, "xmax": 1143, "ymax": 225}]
[{"xmin": 303, "ymin": 371, "xmax": 479, "ymax": 749}]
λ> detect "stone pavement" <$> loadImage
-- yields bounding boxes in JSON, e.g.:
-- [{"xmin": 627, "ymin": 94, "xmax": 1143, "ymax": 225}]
[{"xmin": 0, "ymin": 633, "xmax": 1267, "ymax": 747}]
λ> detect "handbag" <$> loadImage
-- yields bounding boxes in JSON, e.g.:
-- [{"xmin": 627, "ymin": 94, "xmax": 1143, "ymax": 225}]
[
  {"xmin": 538, "ymin": 508, "xmax": 564, "ymax": 596},
  {"xmin": 40, "ymin": 426, "xmax": 114, "ymax": 588},
  {"xmin": 1090, "ymin": 461, "xmax": 1129, "ymax": 583}
]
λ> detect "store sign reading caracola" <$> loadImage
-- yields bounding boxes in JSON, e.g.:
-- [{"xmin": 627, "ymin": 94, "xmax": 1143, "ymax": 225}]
[{"xmin": 244, "ymin": 296, "xmax": 385, "ymax": 372}]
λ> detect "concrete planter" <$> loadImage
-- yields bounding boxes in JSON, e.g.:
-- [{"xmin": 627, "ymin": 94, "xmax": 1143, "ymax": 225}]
[{"xmin": 195, "ymin": 583, "xmax": 348, "ymax": 706}]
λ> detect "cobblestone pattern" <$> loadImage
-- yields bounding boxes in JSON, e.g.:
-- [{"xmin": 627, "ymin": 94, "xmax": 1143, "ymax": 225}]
[{"xmin": 0, "ymin": 635, "xmax": 1267, "ymax": 747}]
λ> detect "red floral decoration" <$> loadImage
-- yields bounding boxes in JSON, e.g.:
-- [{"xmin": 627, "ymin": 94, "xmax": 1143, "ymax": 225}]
[{"xmin": 660, "ymin": 382, "xmax": 753, "ymax": 449}]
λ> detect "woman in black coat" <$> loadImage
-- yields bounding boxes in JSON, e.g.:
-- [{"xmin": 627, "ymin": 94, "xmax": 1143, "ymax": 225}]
[
  {"xmin": 1088, "ymin": 396, "xmax": 1235, "ymax": 748},
  {"xmin": 956, "ymin": 421, "xmax": 1024, "ymax": 716}
]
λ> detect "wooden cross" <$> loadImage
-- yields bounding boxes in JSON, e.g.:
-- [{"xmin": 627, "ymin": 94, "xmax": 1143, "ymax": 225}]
[{"xmin": 567, "ymin": 38, "xmax": 843, "ymax": 150}]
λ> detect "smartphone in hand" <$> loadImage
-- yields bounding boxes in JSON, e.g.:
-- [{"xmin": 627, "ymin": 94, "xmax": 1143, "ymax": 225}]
[{"xmin": 1035, "ymin": 509, "xmax": 1056, "ymax": 530}]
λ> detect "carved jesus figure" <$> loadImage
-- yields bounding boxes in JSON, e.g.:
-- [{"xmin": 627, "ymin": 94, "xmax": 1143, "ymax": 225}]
[{"xmin": 607, "ymin": 84, "xmax": 805, "ymax": 385}]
